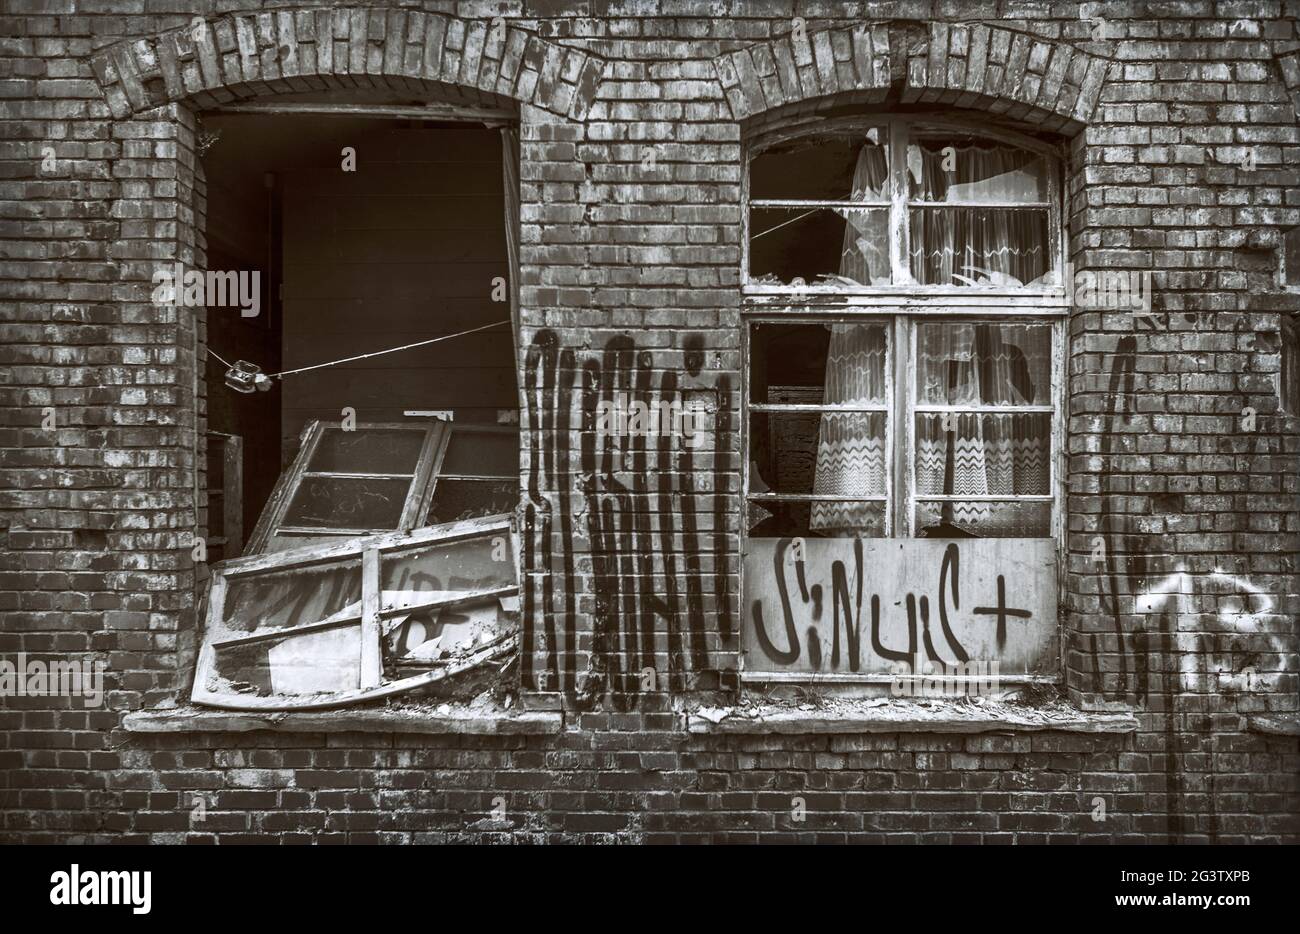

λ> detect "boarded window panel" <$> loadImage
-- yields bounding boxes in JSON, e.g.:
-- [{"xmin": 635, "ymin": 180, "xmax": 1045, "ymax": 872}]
[
  {"xmin": 220, "ymin": 558, "xmax": 362, "ymax": 635},
  {"xmin": 741, "ymin": 538, "xmax": 1058, "ymax": 675},
  {"xmin": 283, "ymin": 476, "xmax": 414, "ymax": 529},
  {"xmin": 308, "ymin": 427, "xmax": 426, "ymax": 473},
  {"xmin": 381, "ymin": 533, "xmax": 515, "ymax": 612},
  {"xmin": 212, "ymin": 624, "xmax": 362, "ymax": 697}
]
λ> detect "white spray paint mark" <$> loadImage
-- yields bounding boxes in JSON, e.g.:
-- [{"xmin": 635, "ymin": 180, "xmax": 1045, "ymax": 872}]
[{"xmin": 1134, "ymin": 567, "xmax": 1282, "ymax": 693}]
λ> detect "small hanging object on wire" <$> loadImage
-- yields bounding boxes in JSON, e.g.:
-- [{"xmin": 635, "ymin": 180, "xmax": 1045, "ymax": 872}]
[
  {"xmin": 224, "ymin": 360, "xmax": 273, "ymax": 394},
  {"xmin": 209, "ymin": 319, "xmax": 509, "ymax": 396}
]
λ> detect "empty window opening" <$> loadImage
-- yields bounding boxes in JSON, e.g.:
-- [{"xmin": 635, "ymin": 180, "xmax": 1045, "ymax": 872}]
[
  {"xmin": 200, "ymin": 113, "xmax": 519, "ymax": 547},
  {"xmin": 193, "ymin": 108, "xmax": 523, "ymax": 710}
]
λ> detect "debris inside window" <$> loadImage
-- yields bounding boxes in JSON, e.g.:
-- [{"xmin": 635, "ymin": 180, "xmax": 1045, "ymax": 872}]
[{"xmin": 193, "ymin": 514, "xmax": 519, "ymax": 711}]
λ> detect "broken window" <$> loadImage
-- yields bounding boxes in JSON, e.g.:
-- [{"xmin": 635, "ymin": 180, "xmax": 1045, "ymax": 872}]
[
  {"xmin": 425, "ymin": 425, "xmax": 520, "ymax": 526},
  {"xmin": 747, "ymin": 319, "xmax": 1058, "ymax": 540},
  {"xmin": 747, "ymin": 118, "xmax": 1060, "ymax": 291},
  {"xmin": 741, "ymin": 116, "xmax": 1064, "ymax": 683},
  {"xmin": 244, "ymin": 421, "xmax": 450, "ymax": 554},
  {"xmin": 194, "ymin": 108, "xmax": 525, "ymax": 710},
  {"xmin": 193, "ymin": 515, "xmax": 518, "ymax": 710}
]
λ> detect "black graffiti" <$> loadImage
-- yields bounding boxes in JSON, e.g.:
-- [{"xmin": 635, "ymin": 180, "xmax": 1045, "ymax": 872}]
[
  {"xmin": 1096, "ymin": 334, "xmax": 1150, "ymax": 702},
  {"xmin": 523, "ymin": 330, "xmax": 730, "ymax": 707},
  {"xmin": 973, "ymin": 575, "xmax": 1031, "ymax": 651},
  {"xmin": 751, "ymin": 542, "xmax": 996, "ymax": 671}
]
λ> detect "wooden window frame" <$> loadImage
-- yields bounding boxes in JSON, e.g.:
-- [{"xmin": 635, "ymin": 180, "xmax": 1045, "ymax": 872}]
[
  {"xmin": 743, "ymin": 114, "xmax": 1068, "ymax": 304},
  {"xmin": 205, "ymin": 430, "xmax": 243, "ymax": 560},
  {"xmin": 740, "ymin": 113, "xmax": 1069, "ymax": 686},
  {"xmin": 193, "ymin": 514, "xmax": 518, "ymax": 711},
  {"xmin": 243, "ymin": 420, "xmax": 450, "ymax": 555},
  {"xmin": 743, "ymin": 314, "xmax": 1065, "ymax": 542}
]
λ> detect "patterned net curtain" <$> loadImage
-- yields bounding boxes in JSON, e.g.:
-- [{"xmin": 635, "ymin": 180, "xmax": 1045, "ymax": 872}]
[
  {"xmin": 909, "ymin": 143, "xmax": 1047, "ymax": 287},
  {"xmin": 809, "ymin": 139, "xmax": 1050, "ymax": 537},
  {"xmin": 913, "ymin": 325, "xmax": 1049, "ymax": 535},
  {"xmin": 810, "ymin": 141, "xmax": 889, "ymax": 535}
]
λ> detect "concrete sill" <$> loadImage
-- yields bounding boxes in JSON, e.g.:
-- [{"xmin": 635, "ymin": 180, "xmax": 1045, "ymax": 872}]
[
  {"xmin": 686, "ymin": 701, "xmax": 1139, "ymax": 736},
  {"xmin": 1248, "ymin": 714, "xmax": 1300, "ymax": 737},
  {"xmin": 123, "ymin": 706, "xmax": 562, "ymax": 736}
]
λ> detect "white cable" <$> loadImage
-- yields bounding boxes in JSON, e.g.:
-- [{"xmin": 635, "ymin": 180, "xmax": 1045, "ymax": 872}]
[{"xmin": 270, "ymin": 319, "xmax": 510, "ymax": 378}]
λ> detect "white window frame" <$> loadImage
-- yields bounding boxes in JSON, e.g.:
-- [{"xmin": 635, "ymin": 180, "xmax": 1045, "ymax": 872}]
[
  {"xmin": 742, "ymin": 315, "xmax": 1065, "ymax": 543},
  {"xmin": 743, "ymin": 114, "xmax": 1069, "ymax": 306},
  {"xmin": 740, "ymin": 113, "xmax": 1070, "ymax": 686}
]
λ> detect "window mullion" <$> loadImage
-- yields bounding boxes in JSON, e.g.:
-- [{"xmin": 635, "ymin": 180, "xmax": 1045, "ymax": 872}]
[
  {"xmin": 889, "ymin": 119, "xmax": 911, "ymax": 286},
  {"xmin": 891, "ymin": 316, "xmax": 911, "ymax": 537}
]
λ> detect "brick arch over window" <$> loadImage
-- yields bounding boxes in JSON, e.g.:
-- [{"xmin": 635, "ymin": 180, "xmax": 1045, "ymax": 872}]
[
  {"xmin": 88, "ymin": 7, "xmax": 606, "ymax": 121},
  {"xmin": 713, "ymin": 22, "xmax": 1113, "ymax": 133}
]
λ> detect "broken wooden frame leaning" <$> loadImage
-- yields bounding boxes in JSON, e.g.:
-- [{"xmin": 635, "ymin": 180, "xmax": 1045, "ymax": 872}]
[
  {"xmin": 193, "ymin": 514, "xmax": 519, "ymax": 711},
  {"xmin": 244, "ymin": 420, "xmax": 451, "ymax": 555}
]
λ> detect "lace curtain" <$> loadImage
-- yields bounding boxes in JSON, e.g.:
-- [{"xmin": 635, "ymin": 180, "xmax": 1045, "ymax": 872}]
[
  {"xmin": 810, "ymin": 143, "xmax": 890, "ymax": 534},
  {"xmin": 909, "ymin": 144, "xmax": 1048, "ymax": 287},
  {"xmin": 809, "ymin": 141, "xmax": 1049, "ymax": 537},
  {"xmin": 913, "ymin": 324, "xmax": 1049, "ymax": 535}
]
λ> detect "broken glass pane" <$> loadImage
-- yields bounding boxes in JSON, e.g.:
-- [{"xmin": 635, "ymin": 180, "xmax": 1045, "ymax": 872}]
[
  {"xmin": 220, "ymin": 558, "xmax": 362, "ymax": 635},
  {"xmin": 914, "ymin": 499, "xmax": 1051, "ymax": 538},
  {"xmin": 907, "ymin": 137, "xmax": 1048, "ymax": 202},
  {"xmin": 381, "ymin": 534, "xmax": 514, "ymax": 611},
  {"xmin": 750, "ymin": 412, "xmax": 886, "ymax": 497},
  {"xmin": 439, "ymin": 428, "xmax": 518, "ymax": 477},
  {"xmin": 283, "ymin": 476, "xmax": 413, "ymax": 529},
  {"xmin": 211, "ymin": 624, "xmax": 362, "ymax": 696},
  {"xmin": 385, "ymin": 597, "xmax": 514, "ymax": 662},
  {"xmin": 747, "ymin": 500, "xmax": 886, "ymax": 539},
  {"xmin": 749, "ymin": 207, "xmax": 890, "ymax": 286},
  {"xmin": 750, "ymin": 127, "xmax": 890, "ymax": 202},
  {"xmin": 308, "ymin": 427, "xmax": 425, "ymax": 474}
]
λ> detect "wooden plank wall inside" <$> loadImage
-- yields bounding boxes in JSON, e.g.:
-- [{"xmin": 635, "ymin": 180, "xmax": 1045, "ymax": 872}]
[{"xmin": 280, "ymin": 126, "xmax": 515, "ymax": 460}]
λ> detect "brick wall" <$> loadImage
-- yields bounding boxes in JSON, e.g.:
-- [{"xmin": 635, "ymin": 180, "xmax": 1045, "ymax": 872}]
[{"xmin": 2, "ymin": 1, "xmax": 1298, "ymax": 843}]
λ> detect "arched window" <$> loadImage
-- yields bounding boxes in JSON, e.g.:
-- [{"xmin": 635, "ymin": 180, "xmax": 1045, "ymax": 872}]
[
  {"xmin": 745, "ymin": 116, "xmax": 1063, "ymax": 291},
  {"xmin": 741, "ymin": 116, "xmax": 1067, "ymax": 684}
]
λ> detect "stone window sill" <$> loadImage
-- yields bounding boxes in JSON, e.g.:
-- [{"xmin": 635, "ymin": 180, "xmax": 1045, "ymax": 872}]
[
  {"xmin": 123, "ymin": 705, "xmax": 562, "ymax": 736},
  {"xmin": 686, "ymin": 700, "xmax": 1138, "ymax": 735}
]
